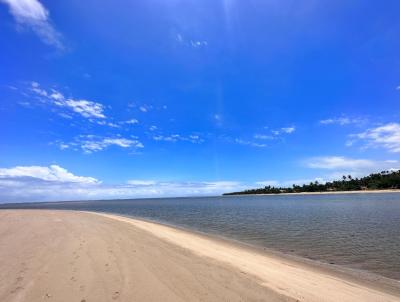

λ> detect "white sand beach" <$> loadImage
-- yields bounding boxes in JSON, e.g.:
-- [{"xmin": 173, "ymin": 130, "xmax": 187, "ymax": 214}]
[{"xmin": 0, "ymin": 210, "xmax": 399, "ymax": 302}]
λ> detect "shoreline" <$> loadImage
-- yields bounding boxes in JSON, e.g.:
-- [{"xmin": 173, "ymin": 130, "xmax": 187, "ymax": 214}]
[
  {"xmin": 90, "ymin": 211, "xmax": 400, "ymax": 301},
  {"xmin": 94, "ymin": 210, "xmax": 400, "ymax": 289},
  {"xmin": 224, "ymin": 189, "xmax": 400, "ymax": 197},
  {"xmin": 1, "ymin": 209, "xmax": 399, "ymax": 302}
]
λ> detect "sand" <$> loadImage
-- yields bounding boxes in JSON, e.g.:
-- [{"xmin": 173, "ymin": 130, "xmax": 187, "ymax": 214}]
[{"xmin": 0, "ymin": 210, "xmax": 399, "ymax": 302}]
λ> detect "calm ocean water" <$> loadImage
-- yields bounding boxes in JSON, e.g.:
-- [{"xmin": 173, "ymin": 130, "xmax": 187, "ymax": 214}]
[{"xmin": 2, "ymin": 193, "xmax": 400, "ymax": 280}]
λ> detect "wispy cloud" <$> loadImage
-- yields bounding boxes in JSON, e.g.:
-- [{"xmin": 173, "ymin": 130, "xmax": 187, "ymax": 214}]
[
  {"xmin": 176, "ymin": 33, "xmax": 208, "ymax": 48},
  {"xmin": 303, "ymin": 156, "xmax": 400, "ymax": 180},
  {"xmin": 253, "ymin": 134, "xmax": 274, "ymax": 140},
  {"xmin": 139, "ymin": 106, "xmax": 148, "ymax": 113},
  {"xmin": 280, "ymin": 127, "xmax": 296, "ymax": 134},
  {"xmin": 305, "ymin": 156, "xmax": 375, "ymax": 170},
  {"xmin": 234, "ymin": 138, "xmax": 267, "ymax": 148},
  {"xmin": 252, "ymin": 125, "xmax": 295, "ymax": 143},
  {"xmin": 352, "ymin": 123, "xmax": 400, "ymax": 153},
  {"xmin": 97, "ymin": 121, "xmax": 120, "ymax": 128},
  {"xmin": 320, "ymin": 116, "xmax": 366, "ymax": 126},
  {"xmin": 57, "ymin": 135, "xmax": 144, "ymax": 153},
  {"xmin": 152, "ymin": 134, "xmax": 204, "ymax": 144},
  {"xmin": 269, "ymin": 126, "xmax": 296, "ymax": 136},
  {"xmin": 190, "ymin": 40, "xmax": 208, "ymax": 48},
  {"xmin": 126, "ymin": 180, "xmax": 156, "ymax": 186},
  {"xmin": 1, "ymin": 0, "xmax": 63, "ymax": 49},
  {"xmin": 61, "ymin": 99, "xmax": 105, "ymax": 119},
  {"xmin": 213, "ymin": 114, "xmax": 223, "ymax": 127},
  {"xmin": 29, "ymin": 82, "xmax": 107, "ymax": 119},
  {"xmin": 123, "ymin": 119, "xmax": 139, "ymax": 125}
]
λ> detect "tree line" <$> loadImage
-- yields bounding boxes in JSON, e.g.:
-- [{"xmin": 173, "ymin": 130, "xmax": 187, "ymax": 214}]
[{"xmin": 223, "ymin": 170, "xmax": 400, "ymax": 195}]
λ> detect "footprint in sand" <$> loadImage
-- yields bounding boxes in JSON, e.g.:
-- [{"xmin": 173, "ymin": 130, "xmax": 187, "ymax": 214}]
[
  {"xmin": 112, "ymin": 291, "xmax": 120, "ymax": 300},
  {"xmin": 10, "ymin": 286, "xmax": 24, "ymax": 294}
]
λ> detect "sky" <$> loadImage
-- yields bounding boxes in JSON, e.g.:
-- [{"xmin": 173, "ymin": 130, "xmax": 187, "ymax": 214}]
[{"xmin": 1, "ymin": 0, "xmax": 400, "ymax": 202}]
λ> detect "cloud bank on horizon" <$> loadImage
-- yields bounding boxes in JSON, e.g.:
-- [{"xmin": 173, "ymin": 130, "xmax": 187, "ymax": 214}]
[{"xmin": 1, "ymin": 0, "xmax": 400, "ymax": 202}]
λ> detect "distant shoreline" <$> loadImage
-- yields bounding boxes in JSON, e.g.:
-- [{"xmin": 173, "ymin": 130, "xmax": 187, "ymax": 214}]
[{"xmin": 224, "ymin": 189, "xmax": 400, "ymax": 197}]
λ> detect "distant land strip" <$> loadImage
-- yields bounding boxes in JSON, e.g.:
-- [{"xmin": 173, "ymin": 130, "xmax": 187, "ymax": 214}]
[{"xmin": 224, "ymin": 170, "xmax": 400, "ymax": 195}]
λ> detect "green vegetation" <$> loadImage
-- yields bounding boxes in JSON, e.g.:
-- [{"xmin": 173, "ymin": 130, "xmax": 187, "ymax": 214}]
[{"xmin": 224, "ymin": 170, "xmax": 400, "ymax": 195}]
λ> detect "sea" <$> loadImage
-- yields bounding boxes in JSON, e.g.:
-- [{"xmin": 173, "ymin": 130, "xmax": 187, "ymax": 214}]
[{"xmin": 1, "ymin": 193, "xmax": 400, "ymax": 280}]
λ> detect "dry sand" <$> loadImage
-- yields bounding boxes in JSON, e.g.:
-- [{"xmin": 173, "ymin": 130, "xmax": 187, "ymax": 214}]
[{"xmin": 0, "ymin": 210, "xmax": 399, "ymax": 302}]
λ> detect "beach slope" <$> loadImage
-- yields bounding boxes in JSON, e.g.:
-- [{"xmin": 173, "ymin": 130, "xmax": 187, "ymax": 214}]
[{"xmin": 0, "ymin": 210, "xmax": 399, "ymax": 302}]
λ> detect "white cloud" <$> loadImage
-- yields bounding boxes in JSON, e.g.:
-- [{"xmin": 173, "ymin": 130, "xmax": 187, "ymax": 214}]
[
  {"xmin": 152, "ymin": 134, "xmax": 204, "ymax": 144},
  {"xmin": 62, "ymin": 99, "xmax": 105, "ymax": 119},
  {"xmin": 270, "ymin": 126, "xmax": 296, "ymax": 136},
  {"xmin": 58, "ymin": 135, "xmax": 144, "ymax": 153},
  {"xmin": 353, "ymin": 123, "xmax": 400, "ymax": 153},
  {"xmin": 79, "ymin": 137, "xmax": 144, "ymax": 153},
  {"xmin": 253, "ymin": 156, "xmax": 400, "ymax": 190},
  {"xmin": 49, "ymin": 89, "xmax": 64, "ymax": 101},
  {"xmin": 0, "ymin": 165, "xmax": 98, "ymax": 184},
  {"xmin": 175, "ymin": 33, "xmax": 208, "ymax": 48},
  {"xmin": 149, "ymin": 125, "xmax": 157, "ymax": 131},
  {"xmin": 1, "ymin": 0, "xmax": 63, "ymax": 49},
  {"xmin": 107, "ymin": 122, "xmax": 120, "ymax": 128},
  {"xmin": 252, "ymin": 126, "xmax": 295, "ymax": 142},
  {"xmin": 176, "ymin": 33, "xmax": 183, "ymax": 43},
  {"xmin": 303, "ymin": 156, "xmax": 400, "ymax": 180},
  {"xmin": 153, "ymin": 135, "xmax": 176, "ymax": 142},
  {"xmin": 96, "ymin": 121, "xmax": 120, "ymax": 128},
  {"xmin": 123, "ymin": 119, "xmax": 139, "ymax": 125},
  {"xmin": 234, "ymin": 138, "xmax": 267, "ymax": 148},
  {"xmin": 28, "ymin": 82, "xmax": 107, "ymax": 119},
  {"xmin": 281, "ymin": 127, "xmax": 296, "ymax": 134},
  {"xmin": 305, "ymin": 156, "xmax": 375, "ymax": 170},
  {"xmin": 59, "ymin": 143, "xmax": 69, "ymax": 150},
  {"xmin": 254, "ymin": 134, "xmax": 274, "ymax": 140},
  {"xmin": 320, "ymin": 116, "xmax": 366, "ymax": 126},
  {"xmin": 0, "ymin": 165, "xmax": 246, "ymax": 202},
  {"xmin": 126, "ymin": 180, "xmax": 156, "ymax": 186},
  {"xmin": 119, "ymin": 180, "xmax": 243, "ymax": 199},
  {"xmin": 139, "ymin": 106, "xmax": 148, "ymax": 112},
  {"xmin": 190, "ymin": 40, "xmax": 208, "ymax": 48}
]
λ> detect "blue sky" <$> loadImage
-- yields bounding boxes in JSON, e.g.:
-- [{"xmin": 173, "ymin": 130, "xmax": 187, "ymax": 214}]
[{"xmin": 1, "ymin": 0, "xmax": 400, "ymax": 202}]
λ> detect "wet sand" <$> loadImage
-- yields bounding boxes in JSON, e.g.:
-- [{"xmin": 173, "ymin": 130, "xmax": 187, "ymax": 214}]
[{"xmin": 0, "ymin": 210, "xmax": 399, "ymax": 302}]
